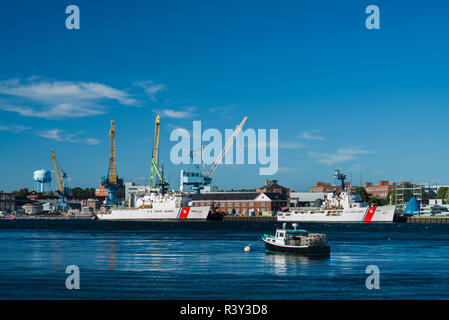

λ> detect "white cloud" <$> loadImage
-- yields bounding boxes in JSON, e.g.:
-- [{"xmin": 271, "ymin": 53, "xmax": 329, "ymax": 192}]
[
  {"xmin": 336, "ymin": 148, "xmax": 374, "ymax": 155},
  {"xmin": 0, "ymin": 122, "xmax": 29, "ymax": 133},
  {"xmin": 37, "ymin": 129, "xmax": 64, "ymax": 141},
  {"xmin": 135, "ymin": 81, "xmax": 165, "ymax": 101},
  {"xmin": 309, "ymin": 147, "xmax": 374, "ymax": 165},
  {"xmin": 0, "ymin": 78, "xmax": 137, "ymax": 119},
  {"xmin": 299, "ymin": 130, "xmax": 325, "ymax": 141},
  {"xmin": 161, "ymin": 106, "xmax": 196, "ymax": 119},
  {"xmin": 1, "ymin": 103, "xmax": 105, "ymax": 119},
  {"xmin": 36, "ymin": 129, "xmax": 99, "ymax": 145},
  {"xmin": 85, "ymin": 138, "xmax": 100, "ymax": 145}
]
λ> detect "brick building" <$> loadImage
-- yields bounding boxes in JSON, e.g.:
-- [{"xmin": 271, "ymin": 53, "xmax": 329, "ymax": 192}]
[
  {"xmin": 191, "ymin": 192, "xmax": 289, "ymax": 216},
  {"xmin": 257, "ymin": 180, "xmax": 290, "ymax": 197},
  {"xmin": 0, "ymin": 192, "xmax": 15, "ymax": 213},
  {"xmin": 86, "ymin": 198, "xmax": 102, "ymax": 211},
  {"xmin": 363, "ymin": 181, "xmax": 398, "ymax": 198},
  {"xmin": 309, "ymin": 182, "xmax": 352, "ymax": 193}
]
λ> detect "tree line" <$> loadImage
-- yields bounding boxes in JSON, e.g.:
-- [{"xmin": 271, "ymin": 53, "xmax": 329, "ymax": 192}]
[{"xmin": 9, "ymin": 187, "xmax": 96, "ymax": 198}]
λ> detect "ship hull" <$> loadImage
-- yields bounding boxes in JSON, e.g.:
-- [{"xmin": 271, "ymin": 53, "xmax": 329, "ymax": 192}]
[
  {"xmin": 96, "ymin": 206, "xmax": 210, "ymax": 221},
  {"xmin": 277, "ymin": 205, "xmax": 396, "ymax": 222},
  {"xmin": 263, "ymin": 239, "xmax": 330, "ymax": 256}
]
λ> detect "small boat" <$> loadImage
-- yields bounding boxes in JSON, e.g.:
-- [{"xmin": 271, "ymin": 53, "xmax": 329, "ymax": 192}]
[{"xmin": 263, "ymin": 223, "xmax": 330, "ymax": 256}]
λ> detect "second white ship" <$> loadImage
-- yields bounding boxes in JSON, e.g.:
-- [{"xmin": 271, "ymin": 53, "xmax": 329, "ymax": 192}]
[{"xmin": 277, "ymin": 190, "xmax": 396, "ymax": 222}]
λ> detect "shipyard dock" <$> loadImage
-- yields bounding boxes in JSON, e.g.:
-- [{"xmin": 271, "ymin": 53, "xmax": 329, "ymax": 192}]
[
  {"xmin": 406, "ymin": 216, "xmax": 449, "ymax": 224},
  {"xmin": 223, "ymin": 215, "xmax": 277, "ymax": 222}
]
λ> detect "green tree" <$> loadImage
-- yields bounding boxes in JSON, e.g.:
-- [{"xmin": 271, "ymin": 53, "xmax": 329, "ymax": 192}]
[
  {"xmin": 12, "ymin": 188, "xmax": 30, "ymax": 198},
  {"xmin": 355, "ymin": 187, "xmax": 369, "ymax": 202},
  {"xmin": 368, "ymin": 197, "xmax": 387, "ymax": 206},
  {"xmin": 445, "ymin": 189, "xmax": 449, "ymax": 204},
  {"xmin": 436, "ymin": 187, "xmax": 448, "ymax": 199},
  {"xmin": 71, "ymin": 187, "xmax": 96, "ymax": 198}
]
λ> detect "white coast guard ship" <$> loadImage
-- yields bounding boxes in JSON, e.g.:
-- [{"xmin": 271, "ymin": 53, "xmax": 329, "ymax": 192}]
[
  {"xmin": 277, "ymin": 190, "xmax": 396, "ymax": 222},
  {"xmin": 96, "ymin": 191, "xmax": 210, "ymax": 221},
  {"xmin": 278, "ymin": 169, "xmax": 396, "ymax": 223}
]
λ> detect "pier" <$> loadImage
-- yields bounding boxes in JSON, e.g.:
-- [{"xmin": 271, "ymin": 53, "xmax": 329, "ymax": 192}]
[
  {"xmin": 223, "ymin": 215, "xmax": 277, "ymax": 222},
  {"xmin": 406, "ymin": 216, "xmax": 449, "ymax": 224}
]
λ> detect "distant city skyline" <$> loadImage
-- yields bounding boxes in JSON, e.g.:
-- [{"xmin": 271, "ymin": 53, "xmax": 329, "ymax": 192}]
[{"xmin": 1, "ymin": 0, "xmax": 449, "ymax": 192}]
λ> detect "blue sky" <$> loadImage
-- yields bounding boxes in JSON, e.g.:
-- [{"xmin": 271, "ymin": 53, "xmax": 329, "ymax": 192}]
[{"xmin": 1, "ymin": 0, "xmax": 449, "ymax": 192}]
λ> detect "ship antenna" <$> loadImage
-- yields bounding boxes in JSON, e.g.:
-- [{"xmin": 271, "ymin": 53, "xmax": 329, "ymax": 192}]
[{"xmin": 333, "ymin": 169, "xmax": 346, "ymax": 193}]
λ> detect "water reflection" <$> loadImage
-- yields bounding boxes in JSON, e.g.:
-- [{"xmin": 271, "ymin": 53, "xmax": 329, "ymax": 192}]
[
  {"xmin": 107, "ymin": 240, "xmax": 117, "ymax": 270},
  {"xmin": 264, "ymin": 253, "xmax": 330, "ymax": 275},
  {"xmin": 265, "ymin": 252, "xmax": 330, "ymax": 264}
]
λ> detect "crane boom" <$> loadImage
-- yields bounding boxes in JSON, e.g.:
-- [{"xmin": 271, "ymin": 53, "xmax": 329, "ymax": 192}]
[
  {"xmin": 207, "ymin": 116, "xmax": 247, "ymax": 177},
  {"xmin": 150, "ymin": 114, "xmax": 160, "ymax": 187},
  {"xmin": 51, "ymin": 150, "xmax": 64, "ymax": 194},
  {"xmin": 108, "ymin": 120, "xmax": 118, "ymax": 185}
]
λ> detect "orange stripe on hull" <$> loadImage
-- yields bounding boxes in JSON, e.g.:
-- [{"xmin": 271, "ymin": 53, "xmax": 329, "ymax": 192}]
[
  {"xmin": 178, "ymin": 207, "xmax": 191, "ymax": 219},
  {"xmin": 363, "ymin": 206, "xmax": 377, "ymax": 222}
]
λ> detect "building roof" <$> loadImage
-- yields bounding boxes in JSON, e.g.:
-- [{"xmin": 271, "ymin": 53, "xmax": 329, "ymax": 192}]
[
  {"xmin": 259, "ymin": 180, "xmax": 288, "ymax": 190},
  {"xmin": 290, "ymin": 192, "xmax": 327, "ymax": 201},
  {"xmin": 191, "ymin": 192, "xmax": 288, "ymax": 201},
  {"xmin": 191, "ymin": 192, "xmax": 260, "ymax": 201},
  {"xmin": 22, "ymin": 203, "xmax": 42, "ymax": 207},
  {"xmin": 262, "ymin": 192, "xmax": 289, "ymax": 201}
]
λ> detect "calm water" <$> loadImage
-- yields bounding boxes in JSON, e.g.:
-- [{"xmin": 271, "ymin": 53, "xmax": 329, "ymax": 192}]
[{"xmin": 0, "ymin": 220, "xmax": 449, "ymax": 299}]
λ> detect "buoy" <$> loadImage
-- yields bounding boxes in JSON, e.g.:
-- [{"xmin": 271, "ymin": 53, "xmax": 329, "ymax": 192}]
[{"xmin": 244, "ymin": 246, "xmax": 251, "ymax": 252}]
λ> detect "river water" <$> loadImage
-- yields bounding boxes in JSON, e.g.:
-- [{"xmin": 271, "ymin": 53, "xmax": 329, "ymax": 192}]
[{"xmin": 0, "ymin": 219, "xmax": 448, "ymax": 299}]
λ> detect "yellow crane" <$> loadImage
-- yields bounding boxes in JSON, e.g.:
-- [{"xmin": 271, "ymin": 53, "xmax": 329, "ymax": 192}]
[
  {"xmin": 150, "ymin": 114, "xmax": 160, "ymax": 188},
  {"xmin": 108, "ymin": 120, "xmax": 118, "ymax": 185},
  {"xmin": 101, "ymin": 120, "xmax": 123, "ymax": 207},
  {"xmin": 51, "ymin": 150, "xmax": 68, "ymax": 211},
  {"xmin": 51, "ymin": 150, "xmax": 63, "ymax": 194}
]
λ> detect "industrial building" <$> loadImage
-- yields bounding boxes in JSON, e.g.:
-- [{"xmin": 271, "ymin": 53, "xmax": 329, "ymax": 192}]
[
  {"xmin": 22, "ymin": 203, "xmax": 42, "ymax": 215},
  {"xmin": 191, "ymin": 192, "xmax": 289, "ymax": 216},
  {"xmin": 309, "ymin": 181, "xmax": 352, "ymax": 193},
  {"xmin": 0, "ymin": 192, "xmax": 15, "ymax": 214},
  {"xmin": 256, "ymin": 180, "xmax": 290, "ymax": 197},
  {"xmin": 364, "ymin": 181, "xmax": 401, "ymax": 198},
  {"xmin": 289, "ymin": 192, "xmax": 327, "ymax": 208}
]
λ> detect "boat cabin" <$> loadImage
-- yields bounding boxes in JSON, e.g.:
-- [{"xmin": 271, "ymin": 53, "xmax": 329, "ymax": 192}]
[{"xmin": 275, "ymin": 229, "xmax": 308, "ymax": 239}]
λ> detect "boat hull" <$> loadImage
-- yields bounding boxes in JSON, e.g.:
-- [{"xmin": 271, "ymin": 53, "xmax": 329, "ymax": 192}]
[
  {"xmin": 263, "ymin": 239, "xmax": 330, "ymax": 256},
  {"xmin": 277, "ymin": 205, "xmax": 396, "ymax": 222},
  {"xmin": 96, "ymin": 206, "xmax": 210, "ymax": 221}
]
